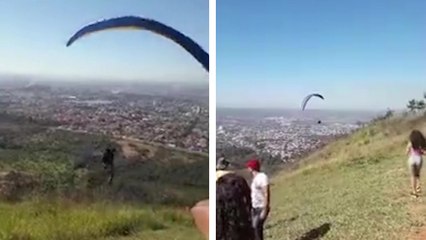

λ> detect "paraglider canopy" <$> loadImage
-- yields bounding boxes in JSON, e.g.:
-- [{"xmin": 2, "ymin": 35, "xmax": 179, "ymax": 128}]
[
  {"xmin": 301, "ymin": 93, "xmax": 324, "ymax": 111},
  {"xmin": 301, "ymin": 93, "xmax": 325, "ymax": 124},
  {"xmin": 66, "ymin": 16, "xmax": 209, "ymax": 72}
]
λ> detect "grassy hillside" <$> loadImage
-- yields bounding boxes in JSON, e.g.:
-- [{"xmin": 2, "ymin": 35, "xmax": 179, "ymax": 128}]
[
  {"xmin": 266, "ymin": 114, "xmax": 426, "ymax": 240},
  {"xmin": 0, "ymin": 201, "xmax": 202, "ymax": 240},
  {"xmin": 0, "ymin": 113, "xmax": 207, "ymax": 240}
]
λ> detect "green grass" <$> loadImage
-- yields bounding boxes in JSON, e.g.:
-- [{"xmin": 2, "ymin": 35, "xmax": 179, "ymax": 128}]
[
  {"xmin": 266, "ymin": 115, "xmax": 426, "ymax": 240},
  {"xmin": 0, "ymin": 200, "xmax": 203, "ymax": 240}
]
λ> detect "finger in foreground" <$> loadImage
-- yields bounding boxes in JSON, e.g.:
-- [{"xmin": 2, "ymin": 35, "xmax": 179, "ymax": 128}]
[{"xmin": 190, "ymin": 199, "xmax": 209, "ymax": 239}]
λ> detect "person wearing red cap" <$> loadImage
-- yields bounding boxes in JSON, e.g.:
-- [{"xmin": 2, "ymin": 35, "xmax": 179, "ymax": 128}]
[{"xmin": 246, "ymin": 159, "xmax": 270, "ymax": 240}]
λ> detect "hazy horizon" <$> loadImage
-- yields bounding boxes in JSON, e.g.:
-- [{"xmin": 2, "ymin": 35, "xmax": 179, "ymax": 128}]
[
  {"xmin": 0, "ymin": 73, "xmax": 209, "ymax": 100},
  {"xmin": 217, "ymin": 106, "xmax": 386, "ymax": 112},
  {"xmin": 0, "ymin": 72, "xmax": 209, "ymax": 86},
  {"xmin": 217, "ymin": 107, "xmax": 382, "ymax": 124}
]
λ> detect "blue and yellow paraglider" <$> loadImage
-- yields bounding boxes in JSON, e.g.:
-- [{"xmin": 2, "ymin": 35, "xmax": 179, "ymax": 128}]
[{"xmin": 66, "ymin": 16, "xmax": 209, "ymax": 72}]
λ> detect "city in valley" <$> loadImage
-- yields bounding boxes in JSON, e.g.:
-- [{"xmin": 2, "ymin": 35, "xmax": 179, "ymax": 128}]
[
  {"xmin": 217, "ymin": 108, "xmax": 379, "ymax": 165},
  {"xmin": 0, "ymin": 77, "xmax": 209, "ymax": 153}
]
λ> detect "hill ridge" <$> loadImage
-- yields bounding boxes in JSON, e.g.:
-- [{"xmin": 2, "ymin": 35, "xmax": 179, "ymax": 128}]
[{"xmin": 267, "ymin": 114, "xmax": 426, "ymax": 240}]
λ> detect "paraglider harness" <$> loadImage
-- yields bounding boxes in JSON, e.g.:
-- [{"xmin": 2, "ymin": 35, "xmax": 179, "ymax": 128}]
[{"xmin": 102, "ymin": 147, "xmax": 116, "ymax": 185}]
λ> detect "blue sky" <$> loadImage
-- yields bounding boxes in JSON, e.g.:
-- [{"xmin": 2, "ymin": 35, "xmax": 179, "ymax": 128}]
[
  {"xmin": 0, "ymin": 0, "xmax": 208, "ymax": 83},
  {"xmin": 217, "ymin": 0, "xmax": 426, "ymax": 110}
]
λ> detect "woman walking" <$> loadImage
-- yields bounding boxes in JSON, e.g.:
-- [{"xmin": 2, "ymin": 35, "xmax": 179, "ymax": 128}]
[{"xmin": 406, "ymin": 130, "xmax": 426, "ymax": 197}]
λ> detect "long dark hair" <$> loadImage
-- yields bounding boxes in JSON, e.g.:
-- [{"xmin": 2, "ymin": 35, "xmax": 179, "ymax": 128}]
[
  {"xmin": 410, "ymin": 130, "xmax": 426, "ymax": 151},
  {"xmin": 216, "ymin": 173, "xmax": 254, "ymax": 240}
]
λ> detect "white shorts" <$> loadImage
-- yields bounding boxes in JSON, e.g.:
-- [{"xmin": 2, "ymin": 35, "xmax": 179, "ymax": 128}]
[
  {"xmin": 408, "ymin": 155, "xmax": 423, "ymax": 177},
  {"xmin": 409, "ymin": 155, "xmax": 422, "ymax": 166}
]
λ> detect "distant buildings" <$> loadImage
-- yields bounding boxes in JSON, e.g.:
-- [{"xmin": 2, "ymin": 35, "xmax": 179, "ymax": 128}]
[
  {"xmin": 217, "ymin": 116, "xmax": 361, "ymax": 162},
  {"xmin": 0, "ymin": 88, "xmax": 208, "ymax": 153}
]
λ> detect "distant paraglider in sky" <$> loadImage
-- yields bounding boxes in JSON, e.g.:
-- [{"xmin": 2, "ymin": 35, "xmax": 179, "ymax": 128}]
[
  {"xmin": 301, "ymin": 93, "xmax": 325, "ymax": 124},
  {"xmin": 66, "ymin": 16, "xmax": 209, "ymax": 72},
  {"xmin": 301, "ymin": 93, "xmax": 324, "ymax": 111}
]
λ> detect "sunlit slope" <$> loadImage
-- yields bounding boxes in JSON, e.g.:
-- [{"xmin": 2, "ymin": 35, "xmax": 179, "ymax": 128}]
[
  {"xmin": 0, "ymin": 201, "xmax": 203, "ymax": 240},
  {"xmin": 267, "ymin": 114, "xmax": 426, "ymax": 240}
]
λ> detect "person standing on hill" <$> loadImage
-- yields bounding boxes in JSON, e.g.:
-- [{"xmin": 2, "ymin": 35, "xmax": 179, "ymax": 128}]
[
  {"xmin": 102, "ymin": 147, "xmax": 116, "ymax": 185},
  {"xmin": 246, "ymin": 159, "xmax": 270, "ymax": 240},
  {"xmin": 406, "ymin": 130, "xmax": 426, "ymax": 197}
]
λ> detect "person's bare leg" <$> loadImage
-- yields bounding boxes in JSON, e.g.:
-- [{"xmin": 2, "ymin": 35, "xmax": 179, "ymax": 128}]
[
  {"xmin": 419, "ymin": 160, "xmax": 423, "ymax": 193},
  {"xmin": 412, "ymin": 176, "xmax": 417, "ymax": 196},
  {"xmin": 416, "ymin": 176, "xmax": 421, "ymax": 193}
]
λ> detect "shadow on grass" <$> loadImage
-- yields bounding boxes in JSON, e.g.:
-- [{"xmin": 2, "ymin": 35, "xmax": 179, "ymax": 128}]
[
  {"xmin": 295, "ymin": 223, "xmax": 331, "ymax": 240},
  {"xmin": 265, "ymin": 215, "xmax": 300, "ymax": 230}
]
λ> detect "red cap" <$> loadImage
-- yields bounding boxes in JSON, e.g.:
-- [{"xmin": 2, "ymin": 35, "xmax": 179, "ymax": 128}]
[{"xmin": 246, "ymin": 159, "xmax": 260, "ymax": 171}]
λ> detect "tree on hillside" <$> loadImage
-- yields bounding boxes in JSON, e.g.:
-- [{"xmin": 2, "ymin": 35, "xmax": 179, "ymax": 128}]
[
  {"xmin": 407, "ymin": 99, "xmax": 417, "ymax": 112},
  {"xmin": 384, "ymin": 108, "xmax": 394, "ymax": 119},
  {"xmin": 416, "ymin": 100, "xmax": 425, "ymax": 111},
  {"xmin": 371, "ymin": 108, "xmax": 394, "ymax": 123}
]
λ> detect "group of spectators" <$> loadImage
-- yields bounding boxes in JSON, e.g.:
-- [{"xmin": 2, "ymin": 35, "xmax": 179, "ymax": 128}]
[{"xmin": 216, "ymin": 158, "xmax": 270, "ymax": 240}]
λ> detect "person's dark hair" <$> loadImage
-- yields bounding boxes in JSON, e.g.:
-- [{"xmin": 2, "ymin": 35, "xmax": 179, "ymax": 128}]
[
  {"xmin": 410, "ymin": 130, "xmax": 426, "ymax": 150},
  {"xmin": 216, "ymin": 173, "xmax": 254, "ymax": 240}
]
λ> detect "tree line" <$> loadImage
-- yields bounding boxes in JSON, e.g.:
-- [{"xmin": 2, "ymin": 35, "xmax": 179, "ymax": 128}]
[
  {"xmin": 378, "ymin": 91, "xmax": 426, "ymax": 121},
  {"xmin": 407, "ymin": 92, "xmax": 426, "ymax": 112}
]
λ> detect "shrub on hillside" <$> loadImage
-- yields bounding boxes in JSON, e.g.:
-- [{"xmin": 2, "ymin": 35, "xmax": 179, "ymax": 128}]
[{"xmin": 371, "ymin": 109, "xmax": 394, "ymax": 123}]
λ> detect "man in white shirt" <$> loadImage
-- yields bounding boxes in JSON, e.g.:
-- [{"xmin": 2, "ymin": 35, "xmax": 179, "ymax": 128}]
[{"xmin": 246, "ymin": 159, "xmax": 270, "ymax": 240}]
